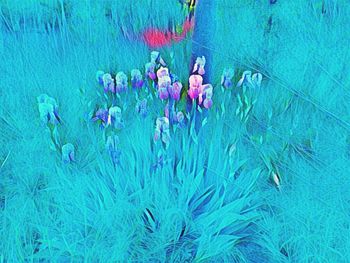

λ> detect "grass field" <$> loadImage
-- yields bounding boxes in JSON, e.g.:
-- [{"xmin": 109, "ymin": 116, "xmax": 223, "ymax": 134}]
[{"xmin": 1, "ymin": 1, "xmax": 350, "ymax": 262}]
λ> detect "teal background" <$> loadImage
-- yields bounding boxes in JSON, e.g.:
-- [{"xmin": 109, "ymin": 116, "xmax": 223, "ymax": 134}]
[{"xmin": 0, "ymin": 1, "xmax": 349, "ymax": 262}]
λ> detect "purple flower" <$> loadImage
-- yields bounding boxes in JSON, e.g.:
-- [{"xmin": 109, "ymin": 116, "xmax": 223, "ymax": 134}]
[
  {"xmin": 158, "ymin": 89, "xmax": 169, "ymax": 100},
  {"xmin": 102, "ymin": 73, "xmax": 115, "ymax": 93},
  {"xmin": 135, "ymin": 98, "xmax": 148, "ymax": 118},
  {"xmin": 115, "ymin": 72, "xmax": 128, "ymax": 92},
  {"xmin": 37, "ymin": 94, "xmax": 60, "ymax": 125},
  {"xmin": 158, "ymin": 76, "xmax": 171, "ymax": 100},
  {"xmin": 221, "ymin": 68, "xmax": 234, "ymax": 88},
  {"xmin": 131, "ymin": 69, "xmax": 144, "ymax": 89},
  {"xmin": 169, "ymin": 81, "xmax": 182, "ymax": 101},
  {"xmin": 203, "ymin": 98, "xmax": 213, "ymax": 109},
  {"xmin": 172, "ymin": 111, "xmax": 185, "ymax": 127},
  {"xmin": 62, "ymin": 143, "xmax": 75, "ymax": 163},
  {"xmin": 92, "ymin": 108, "xmax": 109, "ymax": 124},
  {"xmin": 200, "ymin": 84, "xmax": 213, "ymax": 109},
  {"xmin": 145, "ymin": 62, "xmax": 156, "ymax": 80}
]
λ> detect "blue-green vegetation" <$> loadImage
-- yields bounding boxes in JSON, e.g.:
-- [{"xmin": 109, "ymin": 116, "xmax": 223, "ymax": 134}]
[{"xmin": 0, "ymin": 1, "xmax": 349, "ymax": 262}]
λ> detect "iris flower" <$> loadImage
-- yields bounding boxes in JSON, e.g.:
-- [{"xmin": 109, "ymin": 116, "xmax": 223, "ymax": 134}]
[
  {"xmin": 102, "ymin": 73, "xmax": 115, "ymax": 93},
  {"xmin": 145, "ymin": 62, "xmax": 156, "ymax": 80},
  {"xmin": 221, "ymin": 68, "xmax": 235, "ymax": 88},
  {"xmin": 37, "ymin": 94, "xmax": 60, "ymax": 125},
  {"xmin": 62, "ymin": 143, "xmax": 75, "ymax": 163},
  {"xmin": 176, "ymin": 111, "xmax": 185, "ymax": 124},
  {"xmin": 92, "ymin": 108, "xmax": 109, "ymax": 125},
  {"xmin": 168, "ymin": 81, "xmax": 183, "ymax": 101},
  {"xmin": 188, "ymin": 74, "xmax": 203, "ymax": 100},
  {"xmin": 157, "ymin": 67, "xmax": 169, "ymax": 79},
  {"xmin": 157, "ymin": 67, "xmax": 171, "ymax": 100},
  {"xmin": 108, "ymin": 106, "xmax": 124, "ymax": 129},
  {"xmin": 115, "ymin": 72, "xmax": 128, "ymax": 93},
  {"xmin": 135, "ymin": 98, "xmax": 148, "ymax": 118},
  {"xmin": 131, "ymin": 69, "xmax": 144, "ymax": 89},
  {"xmin": 237, "ymin": 71, "xmax": 262, "ymax": 88},
  {"xmin": 158, "ymin": 76, "xmax": 171, "ymax": 100},
  {"xmin": 192, "ymin": 56, "xmax": 206, "ymax": 75},
  {"xmin": 154, "ymin": 117, "xmax": 170, "ymax": 147},
  {"xmin": 199, "ymin": 84, "xmax": 213, "ymax": 109},
  {"xmin": 188, "ymin": 76, "xmax": 213, "ymax": 109},
  {"xmin": 92, "ymin": 106, "xmax": 124, "ymax": 129}
]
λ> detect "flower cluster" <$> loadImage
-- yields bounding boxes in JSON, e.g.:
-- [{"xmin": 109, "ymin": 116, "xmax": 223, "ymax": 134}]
[
  {"xmin": 140, "ymin": 51, "xmax": 187, "ymax": 146},
  {"xmin": 37, "ymin": 94, "xmax": 76, "ymax": 164},
  {"xmin": 37, "ymin": 50, "xmax": 264, "ymax": 166},
  {"xmin": 188, "ymin": 74, "xmax": 213, "ymax": 109},
  {"xmin": 96, "ymin": 70, "xmax": 130, "ymax": 94},
  {"xmin": 156, "ymin": 67, "xmax": 183, "ymax": 101},
  {"xmin": 145, "ymin": 51, "xmax": 165, "ymax": 81},
  {"xmin": 187, "ymin": 56, "xmax": 214, "ymax": 109}
]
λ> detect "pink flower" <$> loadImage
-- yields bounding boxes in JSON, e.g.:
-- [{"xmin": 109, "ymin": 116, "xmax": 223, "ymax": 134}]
[
  {"xmin": 188, "ymin": 76, "xmax": 214, "ymax": 109},
  {"xmin": 188, "ymin": 74, "xmax": 203, "ymax": 100}
]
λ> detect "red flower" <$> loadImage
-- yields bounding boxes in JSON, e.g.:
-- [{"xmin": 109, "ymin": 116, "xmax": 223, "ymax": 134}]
[
  {"xmin": 142, "ymin": 19, "xmax": 194, "ymax": 48},
  {"xmin": 143, "ymin": 28, "xmax": 172, "ymax": 48}
]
